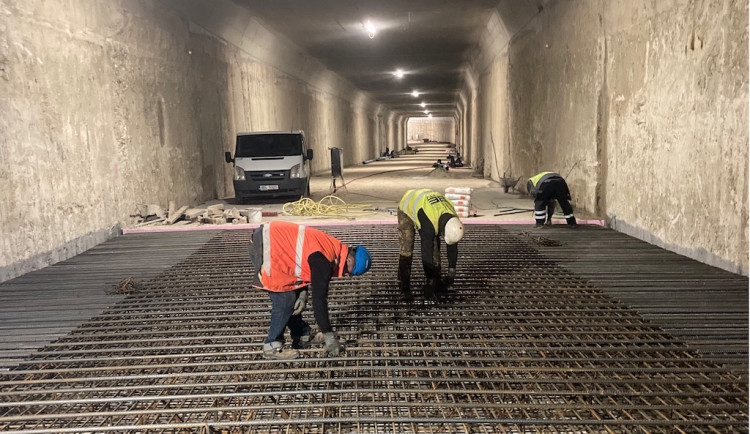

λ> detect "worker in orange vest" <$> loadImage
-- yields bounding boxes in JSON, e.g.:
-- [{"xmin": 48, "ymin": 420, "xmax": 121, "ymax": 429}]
[{"xmin": 249, "ymin": 221, "xmax": 372, "ymax": 360}]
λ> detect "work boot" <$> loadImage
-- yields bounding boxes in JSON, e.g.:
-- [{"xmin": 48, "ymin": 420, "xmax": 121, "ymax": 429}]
[
  {"xmin": 436, "ymin": 278, "xmax": 449, "ymax": 295},
  {"xmin": 397, "ymin": 255, "xmax": 412, "ymax": 293},
  {"xmin": 291, "ymin": 334, "xmax": 311, "ymax": 349},
  {"xmin": 422, "ymin": 278, "xmax": 440, "ymax": 302},
  {"xmin": 263, "ymin": 341, "xmax": 299, "ymax": 360},
  {"xmin": 321, "ymin": 332, "xmax": 343, "ymax": 357}
]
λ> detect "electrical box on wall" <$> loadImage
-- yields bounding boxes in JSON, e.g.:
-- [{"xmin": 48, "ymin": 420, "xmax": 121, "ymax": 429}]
[{"xmin": 330, "ymin": 147, "xmax": 342, "ymax": 178}]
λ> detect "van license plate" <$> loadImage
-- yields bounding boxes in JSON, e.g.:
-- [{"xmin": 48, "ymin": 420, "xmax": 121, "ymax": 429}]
[{"xmin": 259, "ymin": 185, "xmax": 279, "ymax": 191}]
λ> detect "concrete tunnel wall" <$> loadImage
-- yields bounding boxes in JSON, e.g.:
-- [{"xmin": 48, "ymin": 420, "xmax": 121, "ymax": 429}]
[
  {"xmin": 466, "ymin": 0, "xmax": 748, "ymax": 275},
  {"xmin": 459, "ymin": 67, "xmax": 481, "ymax": 174},
  {"xmin": 0, "ymin": 0, "xmax": 392, "ymax": 282}
]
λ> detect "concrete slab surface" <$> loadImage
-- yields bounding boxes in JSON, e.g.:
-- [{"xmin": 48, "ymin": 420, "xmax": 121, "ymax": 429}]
[{"xmin": 124, "ymin": 143, "xmax": 603, "ymax": 234}]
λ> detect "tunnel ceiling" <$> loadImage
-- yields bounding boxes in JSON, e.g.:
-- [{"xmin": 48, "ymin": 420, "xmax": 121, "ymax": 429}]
[{"xmin": 233, "ymin": 0, "xmax": 543, "ymax": 118}]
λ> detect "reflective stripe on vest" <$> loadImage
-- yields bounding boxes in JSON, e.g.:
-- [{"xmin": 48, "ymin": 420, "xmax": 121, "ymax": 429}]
[
  {"xmin": 294, "ymin": 225, "xmax": 305, "ymax": 279},
  {"xmin": 262, "ymin": 225, "xmax": 272, "ymax": 276}
]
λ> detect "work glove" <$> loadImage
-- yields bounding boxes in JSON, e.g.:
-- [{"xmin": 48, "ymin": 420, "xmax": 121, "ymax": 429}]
[
  {"xmin": 292, "ymin": 289, "xmax": 308, "ymax": 315},
  {"xmin": 443, "ymin": 267, "xmax": 456, "ymax": 287},
  {"xmin": 321, "ymin": 332, "xmax": 343, "ymax": 357}
]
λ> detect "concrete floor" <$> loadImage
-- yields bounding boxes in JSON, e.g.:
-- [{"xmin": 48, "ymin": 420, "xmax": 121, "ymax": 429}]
[{"xmin": 124, "ymin": 142, "xmax": 602, "ymax": 235}]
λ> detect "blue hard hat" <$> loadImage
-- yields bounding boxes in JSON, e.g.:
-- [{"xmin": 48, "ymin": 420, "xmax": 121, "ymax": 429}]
[{"xmin": 351, "ymin": 245, "xmax": 372, "ymax": 276}]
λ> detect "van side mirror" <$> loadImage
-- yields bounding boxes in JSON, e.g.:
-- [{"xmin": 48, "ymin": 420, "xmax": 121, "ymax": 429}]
[
  {"xmin": 225, "ymin": 151, "xmax": 234, "ymax": 164},
  {"xmin": 306, "ymin": 149, "xmax": 314, "ymax": 161}
]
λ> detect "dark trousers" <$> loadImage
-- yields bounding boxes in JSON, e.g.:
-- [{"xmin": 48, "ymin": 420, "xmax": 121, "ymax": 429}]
[
  {"xmin": 265, "ymin": 290, "xmax": 310, "ymax": 345},
  {"xmin": 534, "ymin": 179, "xmax": 576, "ymax": 226},
  {"xmin": 397, "ymin": 210, "xmax": 440, "ymax": 289}
]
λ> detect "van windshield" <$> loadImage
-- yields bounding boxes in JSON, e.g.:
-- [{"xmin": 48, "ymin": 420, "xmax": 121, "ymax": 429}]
[{"xmin": 235, "ymin": 134, "xmax": 302, "ymax": 158}]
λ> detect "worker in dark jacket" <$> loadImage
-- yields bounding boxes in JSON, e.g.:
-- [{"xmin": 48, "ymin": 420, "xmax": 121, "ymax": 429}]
[
  {"xmin": 249, "ymin": 221, "xmax": 372, "ymax": 359},
  {"xmin": 527, "ymin": 172, "xmax": 577, "ymax": 227},
  {"xmin": 397, "ymin": 189, "xmax": 464, "ymax": 301}
]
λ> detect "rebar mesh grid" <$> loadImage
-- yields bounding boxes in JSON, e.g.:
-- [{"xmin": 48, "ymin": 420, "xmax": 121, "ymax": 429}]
[
  {"xmin": 0, "ymin": 225, "xmax": 747, "ymax": 433},
  {"xmin": 503, "ymin": 225, "xmax": 749, "ymax": 371}
]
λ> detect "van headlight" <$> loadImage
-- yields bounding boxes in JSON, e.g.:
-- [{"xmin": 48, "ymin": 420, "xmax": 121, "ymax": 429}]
[
  {"xmin": 234, "ymin": 166, "xmax": 246, "ymax": 181},
  {"xmin": 290, "ymin": 163, "xmax": 306, "ymax": 179}
]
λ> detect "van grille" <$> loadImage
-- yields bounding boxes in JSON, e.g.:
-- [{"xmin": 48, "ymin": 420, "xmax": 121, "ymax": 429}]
[{"xmin": 248, "ymin": 170, "xmax": 286, "ymax": 181}]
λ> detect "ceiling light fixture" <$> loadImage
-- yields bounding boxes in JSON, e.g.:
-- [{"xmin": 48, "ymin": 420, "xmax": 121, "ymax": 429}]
[
  {"xmin": 420, "ymin": 102, "xmax": 426, "ymax": 108},
  {"xmin": 363, "ymin": 20, "xmax": 377, "ymax": 39},
  {"xmin": 393, "ymin": 69, "xmax": 404, "ymax": 79},
  {"xmin": 411, "ymin": 90, "xmax": 419, "ymax": 97},
  {"xmin": 423, "ymin": 110, "xmax": 429, "ymax": 114}
]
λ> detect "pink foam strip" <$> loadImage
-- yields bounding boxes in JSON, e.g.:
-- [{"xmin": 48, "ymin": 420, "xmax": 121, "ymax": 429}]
[{"xmin": 122, "ymin": 219, "xmax": 605, "ymax": 234}]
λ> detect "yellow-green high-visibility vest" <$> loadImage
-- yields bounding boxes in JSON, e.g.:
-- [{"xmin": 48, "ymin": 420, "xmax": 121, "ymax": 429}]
[
  {"xmin": 528, "ymin": 172, "xmax": 562, "ymax": 196},
  {"xmin": 529, "ymin": 172, "xmax": 560, "ymax": 188},
  {"xmin": 399, "ymin": 189, "xmax": 457, "ymax": 231}
]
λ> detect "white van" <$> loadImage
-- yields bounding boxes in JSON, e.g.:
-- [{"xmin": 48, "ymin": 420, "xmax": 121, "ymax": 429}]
[{"xmin": 224, "ymin": 130, "xmax": 313, "ymax": 202}]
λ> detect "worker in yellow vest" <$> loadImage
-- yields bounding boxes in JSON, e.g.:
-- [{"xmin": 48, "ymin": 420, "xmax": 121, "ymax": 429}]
[
  {"xmin": 397, "ymin": 189, "xmax": 465, "ymax": 301},
  {"xmin": 527, "ymin": 172, "xmax": 578, "ymax": 228}
]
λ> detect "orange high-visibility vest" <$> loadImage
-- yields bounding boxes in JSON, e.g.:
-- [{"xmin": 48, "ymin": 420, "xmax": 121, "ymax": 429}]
[{"xmin": 259, "ymin": 221, "xmax": 348, "ymax": 292}]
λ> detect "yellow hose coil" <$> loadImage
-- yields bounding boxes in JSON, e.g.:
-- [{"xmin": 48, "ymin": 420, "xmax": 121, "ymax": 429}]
[{"xmin": 282, "ymin": 195, "xmax": 377, "ymax": 217}]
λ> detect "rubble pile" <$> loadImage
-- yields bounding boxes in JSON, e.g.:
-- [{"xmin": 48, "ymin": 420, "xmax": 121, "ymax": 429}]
[{"xmin": 131, "ymin": 201, "xmax": 262, "ymax": 228}]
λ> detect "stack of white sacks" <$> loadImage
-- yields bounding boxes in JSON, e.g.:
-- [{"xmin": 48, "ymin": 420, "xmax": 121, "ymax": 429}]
[{"xmin": 444, "ymin": 187, "xmax": 472, "ymax": 218}]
